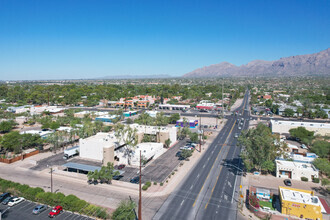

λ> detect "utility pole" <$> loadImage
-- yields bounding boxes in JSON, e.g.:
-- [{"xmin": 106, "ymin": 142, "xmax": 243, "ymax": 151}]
[
  {"xmin": 138, "ymin": 150, "xmax": 142, "ymax": 220},
  {"xmin": 50, "ymin": 167, "xmax": 53, "ymax": 193},
  {"xmin": 222, "ymin": 80, "xmax": 224, "ymax": 119},
  {"xmin": 199, "ymin": 114, "xmax": 202, "ymax": 152}
]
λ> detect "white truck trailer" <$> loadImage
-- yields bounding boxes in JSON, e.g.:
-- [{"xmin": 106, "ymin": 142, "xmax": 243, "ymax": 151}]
[{"xmin": 63, "ymin": 146, "xmax": 80, "ymax": 160}]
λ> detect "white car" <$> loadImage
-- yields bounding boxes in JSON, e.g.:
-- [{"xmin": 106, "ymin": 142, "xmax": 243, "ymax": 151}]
[{"xmin": 8, "ymin": 197, "xmax": 25, "ymax": 207}]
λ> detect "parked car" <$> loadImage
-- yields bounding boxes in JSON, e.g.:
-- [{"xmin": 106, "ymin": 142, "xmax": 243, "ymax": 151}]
[
  {"xmin": 234, "ymin": 133, "xmax": 239, "ymax": 138},
  {"xmin": 0, "ymin": 192, "xmax": 10, "ymax": 202},
  {"xmin": 238, "ymin": 126, "xmax": 242, "ymax": 130},
  {"xmin": 284, "ymin": 179, "xmax": 292, "ymax": 186},
  {"xmin": 175, "ymin": 151, "xmax": 182, "ymax": 157},
  {"xmin": 301, "ymin": 144, "xmax": 308, "ymax": 149},
  {"xmin": 130, "ymin": 176, "xmax": 140, "ymax": 184},
  {"xmin": 117, "ymin": 164, "xmax": 125, "ymax": 170},
  {"xmin": 113, "ymin": 175, "xmax": 124, "ymax": 180},
  {"xmin": 8, "ymin": 197, "xmax": 25, "ymax": 207},
  {"xmin": 33, "ymin": 205, "xmax": 47, "ymax": 215},
  {"xmin": 48, "ymin": 205, "xmax": 63, "ymax": 218},
  {"xmin": 2, "ymin": 196, "xmax": 13, "ymax": 205}
]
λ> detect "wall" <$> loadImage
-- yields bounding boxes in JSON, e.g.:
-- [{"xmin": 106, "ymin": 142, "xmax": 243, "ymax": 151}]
[{"xmin": 0, "ymin": 150, "xmax": 39, "ymax": 164}]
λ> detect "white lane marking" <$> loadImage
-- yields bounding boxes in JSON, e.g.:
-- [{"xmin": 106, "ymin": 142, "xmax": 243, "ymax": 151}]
[
  {"xmin": 190, "ymin": 185, "xmax": 193, "ymax": 189},
  {"xmin": 203, "ymin": 164, "xmax": 205, "ymax": 168},
  {"xmin": 224, "ymin": 195, "xmax": 228, "ymax": 200},
  {"xmin": 208, "ymin": 157, "xmax": 210, "ymax": 161},
  {"xmin": 181, "ymin": 200, "xmax": 185, "ymax": 206},
  {"xmin": 197, "ymin": 173, "xmax": 200, "ymax": 178},
  {"xmin": 228, "ymin": 181, "xmax": 232, "ymax": 188}
]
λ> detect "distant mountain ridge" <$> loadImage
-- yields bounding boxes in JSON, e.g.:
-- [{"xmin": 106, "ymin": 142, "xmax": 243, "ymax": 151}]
[
  {"xmin": 98, "ymin": 74, "xmax": 172, "ymax": 79},
  {"xmin": 183, "ymin": 48, "xmax": 330, "ymax": 77}
]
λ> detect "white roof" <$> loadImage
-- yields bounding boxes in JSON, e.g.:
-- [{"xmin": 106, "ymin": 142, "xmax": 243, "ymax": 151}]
[
  {"xmin": 159, "ymin": 104, "xmax": 190, "ymax": 108},
  {"xmin": 57, "ymin": 127, "xmax": 73, "ymax": 132},
  {"xmin": 276, "ymin": 160, "xmax": 318, "ymax": 172},
  {"xmin": 280, "ymin": 187, "xmax": 325, "ymax": 211},
  {"xmin": 271, "ymin": 120, "xmax": 330, "ymax": 129}
]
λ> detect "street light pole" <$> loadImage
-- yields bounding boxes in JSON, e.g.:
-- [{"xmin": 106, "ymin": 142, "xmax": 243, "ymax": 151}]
[{"xmin": 138, "ymin": 150, "xmax": 142, "ymax": 220}]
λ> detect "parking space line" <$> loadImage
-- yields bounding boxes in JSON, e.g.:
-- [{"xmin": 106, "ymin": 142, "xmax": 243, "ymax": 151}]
[{"xmin": 16, "ymin": 201, "xmax": 35, "ymax": 210}]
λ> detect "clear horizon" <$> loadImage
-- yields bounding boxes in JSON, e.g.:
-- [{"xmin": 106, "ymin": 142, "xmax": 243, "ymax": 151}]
[{"xmin": 0, "ymin": 0, "xmax": 329, "ymax": 80}]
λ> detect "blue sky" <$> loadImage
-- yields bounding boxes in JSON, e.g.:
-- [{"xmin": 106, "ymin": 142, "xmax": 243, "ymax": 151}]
[{"xmin": 0, "ymin": 0, "xmax": 329, "ymax": 80}]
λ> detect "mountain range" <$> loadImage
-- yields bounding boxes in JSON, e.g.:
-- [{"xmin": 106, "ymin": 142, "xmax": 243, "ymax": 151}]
[{"xmin": 183, "ymin": 48, "xmax": 330, "ymax": 78}]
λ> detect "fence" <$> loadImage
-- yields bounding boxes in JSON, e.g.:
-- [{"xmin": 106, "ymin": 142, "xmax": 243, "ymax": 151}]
[{"xmin": 0, "ymin": 150, "xmax": 39, "ymax": 164}]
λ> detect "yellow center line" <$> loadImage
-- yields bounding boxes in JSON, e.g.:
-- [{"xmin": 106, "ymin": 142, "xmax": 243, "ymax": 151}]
[{"xmin": 192, "ymin": 120, "xmax": 236, "ymax": 207}]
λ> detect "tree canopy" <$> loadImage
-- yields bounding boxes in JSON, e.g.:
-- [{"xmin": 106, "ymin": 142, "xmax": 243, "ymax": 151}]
[
  {"xmin": 311, "ymin": 140, "xmax": 330, "ymax": 158},
  {"xmin": 111, "ymin": 200, "xmax": 136, "ymax": 220},
  {"xmin": 238, "ymin": 123, "xmax": 287, "ymax": 173},
  {"xmin": 289, "ymin": 127, "xmax": 314, "ymax": 145}
]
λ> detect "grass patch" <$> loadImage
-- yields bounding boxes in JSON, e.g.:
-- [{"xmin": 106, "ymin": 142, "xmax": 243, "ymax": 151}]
[{"xmin": 259, "ymin": 200, "xmax": 275, "ymax": 210}]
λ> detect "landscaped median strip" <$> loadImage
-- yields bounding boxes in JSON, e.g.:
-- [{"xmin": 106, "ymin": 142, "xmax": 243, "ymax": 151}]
[{"xmin": 0, "ymin": 178, "xmax": 109, "ymax": 219}]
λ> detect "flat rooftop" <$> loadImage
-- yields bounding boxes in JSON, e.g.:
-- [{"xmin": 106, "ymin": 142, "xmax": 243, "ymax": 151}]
[
  {"xmin": 271, "ymin": 120, "xmax": 330, "ymax": 129},
  {"xmin": 276, "ymin": 160, "xmax": 318, "ymax": 172},
  {"xmin": 280, "ymin": 187, "xmax": 325, "ymax": 212}
]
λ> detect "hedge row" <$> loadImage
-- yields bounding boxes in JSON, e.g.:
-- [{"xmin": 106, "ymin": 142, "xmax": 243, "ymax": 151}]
[{"xmin": 0, "ymin": 178, "xmax": 109, "ymax": 219}]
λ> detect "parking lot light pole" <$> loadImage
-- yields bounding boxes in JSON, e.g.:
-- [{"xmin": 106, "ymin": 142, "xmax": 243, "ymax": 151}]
[{"xmin": 48, "ymin": 165, "xmax": 53, "ymax": 193}]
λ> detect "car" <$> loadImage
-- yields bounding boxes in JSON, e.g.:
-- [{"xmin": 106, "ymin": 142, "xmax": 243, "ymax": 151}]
[
  {"xmin": 284, "ymin": 179, "xmax": 292, "ymax": 186},
  {"xmin": 130, "ymin": 176, "xmax": 140, "ymax": 184},
  {"xmin": 8, "ymin": 197, "xmax": 25, "ymax": 207},
  {"xmin": 301, "ymin": 144, "xmax": 308, "ymax": 149},
  {"xmin": 180, "ymin": 146, "xmax": 192, "ymax": 150},
  {"xmin": 234, "ymin": 133, "xmax": 239, "ymax": 138},
  {"xmin": 33, "ymin": 205, "xmax": 47, "ymax": 215},
  {"xmin": 238, "ymin": 127, "xmax": 242, "ymax": 130},
  {"xmin": 0, "ymin": 192, "xmax": 10, "ymax": 202},
  {"xmin": 113, "ymin": 175, "xmax": 124, "ymax": 180},
  {"xmin": 175, "ymin": 151, "xmax": 182, "ymax": 157},
  {"xmin": 48, "ymin": 205, "xmax": 63, "ymax": 218},
  {"xmin": 2, "ymin": 196, "xmax": 13, "ymax": 205},
  {"xmin": 117, "ymin": 164, "xmax": 125, "ymax": 170}
]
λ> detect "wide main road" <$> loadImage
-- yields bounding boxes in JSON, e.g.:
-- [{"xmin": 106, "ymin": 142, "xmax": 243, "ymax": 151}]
[{"xmin": 153, "ymin": 91, "xmax": 250, "ymax": 220}]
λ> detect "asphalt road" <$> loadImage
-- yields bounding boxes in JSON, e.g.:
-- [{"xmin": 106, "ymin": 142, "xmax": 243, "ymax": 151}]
[{"xmin": 153, "ymin": 90, "xmax": 250, "ymax": 220}]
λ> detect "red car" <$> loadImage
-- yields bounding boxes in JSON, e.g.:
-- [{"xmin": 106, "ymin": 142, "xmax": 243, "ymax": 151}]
[
  {"xmin": 48, "ymin": 205, "xmax": 63, "ymax": 218},
  {"xmin": 118, "ymin": 164, "xmax": 125, "ymax": 170}
]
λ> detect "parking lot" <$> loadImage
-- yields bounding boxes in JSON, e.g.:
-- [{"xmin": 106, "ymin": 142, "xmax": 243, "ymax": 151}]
[{"xmin": 0, "ymin": 199, "xmax": 94, "ymax": 220}]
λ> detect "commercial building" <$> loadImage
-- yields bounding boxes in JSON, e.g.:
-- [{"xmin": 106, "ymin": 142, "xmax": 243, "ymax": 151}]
[
  {"xmin": 146, "ymin": 111, "xmax": 158, "ymax": 118},
  {"xmin": 275, "ymin": 160, "xmax": 319, "ymax": 181},
  {"xmin": 278, "ymin": 105, "xmax": 297, "ymax": 117},
  {"xmin": 130, "ymin": 124, "xmax": 177, "ymax": 145},
  {"xmin": 270, "ymin": 120, "xmax": 330, "ymax": 136},
  {"xmin": 176, "ymin": 119, "xmax": 198, "ymax": 128},
  {"xmin": 196, "ymin": 102, "xmax": 215, "ymax": 110},
  {"xmin": 279, "ymin": 186, "xmax": 324, "ymax": 220},
  {"xmin": 158, "ymin": 104, "xmax": 190, "ymax": 110},
  {"xmin": 95, "ymin": 115, "xmax": 119, "ymax": 123},
  {"xmin": 115, "ymin": 142, "xmax": 164, "ymax": 166},
  {"xmin": 123, "ymin": 111, "xmax": 137, "ymax": 117},
  {"xmin": 79, "ymin": 132, "xmax": 168, "ymax": 167},
  {"xmin": 74, "ymin": 111, "xmax": 108, "ymax": 119},
  {"xmin": 79, "ymin": 132, "xmax": 117, "ymax": 166}
]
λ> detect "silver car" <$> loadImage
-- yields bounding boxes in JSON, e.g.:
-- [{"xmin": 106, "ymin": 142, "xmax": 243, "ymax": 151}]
[{"xmin": 33, "ymin": 205, "xmax": 47, "ymax": 214}]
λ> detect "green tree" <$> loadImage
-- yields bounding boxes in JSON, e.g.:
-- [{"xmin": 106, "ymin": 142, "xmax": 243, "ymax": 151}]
[
  {"xmin": 168, "ymin": 113, "xmax": 180, "ymax": 124},
  {"xmin": 164, "ymin": 138, "xmax": 172, "ymax": 148},
  {"xmin": 111, "ymin": 200, "xmax": 136, "ymax": 220},
  {"xmin": 238, "ymin": 123, "xmax": 287, "ymax": 173},
  {"xmin": 313, "ymin": 158, "xmax": 330, "ymax": 177},
  {"xmin": 189, "ymin": 132, "xmax": 199, "ymax": 143},
  {"xmin": 114, "ymin": 125, "xmax": 138, "ymax": 165},
  {"xmin": 0, "ymin": 131, "xmax": 22, "ymax": 153},
  {"xmin": 181, "ymin": 149, "xmax": 193, "ymax": 159},
  {"xmin": 289, "ymin": 127, "xmax": 314, "ymax": 145},
  {"xmin": 0, "ymin": 120, "xmax": 17, "ymax": 133},
  {"xmin": 283, "ymin": 108, "xmax": 295, "ymax": 117},
  {"xmin": 311, "ymin": 140, "xmax": 330, "ymax": 158}
]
